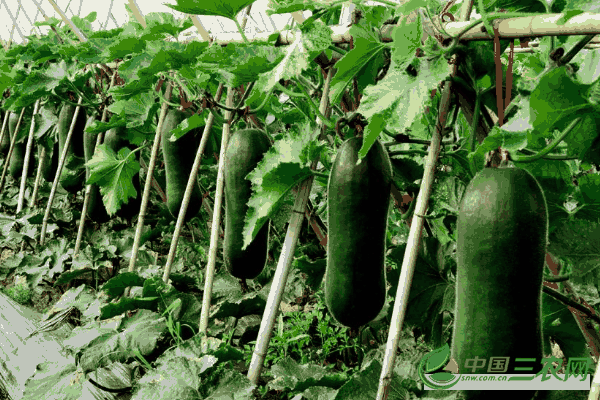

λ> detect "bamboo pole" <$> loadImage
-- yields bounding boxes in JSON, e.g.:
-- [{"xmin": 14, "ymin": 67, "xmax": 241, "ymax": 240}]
[
  {"xmin": 74, "ymin": 70, "xmax": 118, "ymax": 256},
  {"xmin": 127, "ymin": 0, "xmax": 147, "ymax": 28},
  {"xmin": 0, "ymin": 108, "xmax": 26, "ymax": 194},
  {"xmin": 45, "ymin": 0, "xmax": 87, "ymax": 42},
  {"xmin": 126, "ymin": 78, "xmax": 174, "ymax": 274},
  {"xmin": 163, "ymin": 4, "xmax": 252, "ymax": 285},
  {"xmin": 188, "ymin": 16, "xmax": 211, "ymax": 42},
  {"xmin": 40, "ymin": 97, "xmax": 83, "ymax": 246},
  {"xmin": 250, "ymin": 6, "xmax": 348, "ymax": 381},
  {"xmin": 247, "ymin": 47, "xmax": 334, "ymax": 382},
  {"xmin": 199, "ymin": 87, "xmax": 234, "ymax": 347},
  {"xmin": 162, "ymin": 84, "xmax": 223, "ymax": 283},
  {"xmin": 32, "ymin": 148, "xmax": 46, "ymax": 203},
  {"xmin": 16, "ymin": 100, "xmax": 40, "ymax": 213},
  {"xmin": 177, "ymin": 13, "xmax": 600, "ymax": 47},
  {"xmin": 376, "ymin": 0, "xmax": 472, "ymax": 397}
]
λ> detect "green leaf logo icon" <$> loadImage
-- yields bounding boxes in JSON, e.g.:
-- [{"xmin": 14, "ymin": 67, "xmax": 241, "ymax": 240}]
[
  {"xmin": 425, "ymin": 344, "xmax": 451, "ymax": 372},
  {"xmin": 418, "ymin": 344, "xmax": 460, "ymax": 390}
]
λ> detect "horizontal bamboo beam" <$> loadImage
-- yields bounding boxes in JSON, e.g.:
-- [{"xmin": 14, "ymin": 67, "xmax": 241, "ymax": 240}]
[
  {"xmin": 178, "ymin": 12, "xmax": 600, "ymax": 47},
  {"xmin": 437, "ymin": 12, "xmax": 600, "ymax": 40}
]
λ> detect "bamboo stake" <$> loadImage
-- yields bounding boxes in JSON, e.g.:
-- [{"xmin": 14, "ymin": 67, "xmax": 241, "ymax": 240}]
[
  {"xmin": 188, "ymin": 16, "xmax": 211, "ymax": 42},
  {"xmin": 126, "ymin": 78, "xmax": 174, "ymax": 274},
  {"xmin": 17, "ymin": 100, "xmax": 40, "ymax": 213},
  {"xmin": 0, "ymin": 108, "xmax": 26, "ymax": 194},
  {"xmin": 127, "ymin": 0, "xmax": 147, "ymax": 28},
  {"xmin": 247, "ymin": 68, "xmax": 334, "ymax": 384},
  {"xmin": 376, "ymin": 0, "xmax": 471, "ymax": 397},
  {"xmin": 40, "ymin": 97, "xmax": 83, "ymax": 246},
  {"xmin": 45, "ymin": 0, "xmax": 87, "ymax": 43},
  {"xmin": 376, "ymin": 73, "xmax": 455, "ymax": 399},
  {"xmin": 74, "ymin": 70, "xmax": 118, "ymax": 256},
  {"xmin": 163, "ymin": 4, "xmax": 252, "ymax": 284},
  {"xmin": 162, "ymin": 83, "xmax": 223, "ymax": 283},
  {"xmin": 199, "ymin": 87, "xmax": 234, "ymax": 347},
  {"xmin": 246, "ymin": 5, "xmax": 341, "ymax": 382}
]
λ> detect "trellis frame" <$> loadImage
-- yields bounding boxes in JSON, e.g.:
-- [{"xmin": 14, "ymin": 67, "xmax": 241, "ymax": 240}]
[{"xmin": 3, "ymin": 1, "xmax": 600, "ymax": 399}]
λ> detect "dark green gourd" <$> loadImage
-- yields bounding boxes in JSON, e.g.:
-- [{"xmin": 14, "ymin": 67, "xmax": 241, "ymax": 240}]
[
  {"xmin": 223, "ymin": 128, "xmax": 271, "ymax": 280},
  {"xmin": 8, "ymin": 111, "xmax": 34, "ymax": 179},
  {"xmin": 325, "ymin": 137, "xmax": 392, "ymax": 328},
  {"xmin": 57, "ymin": 103, "xmax": 87, "ymax": 193},
  {"xmin": 161, "ymin": 109, "xmax": 203, "ymax": 222},
  {"xmin": 452, "ymin": 167, "xmax": 548, "ymax": 400},
  {"xmin": 83, "ymin": 116, "xmax": 109, "ymax": 222}
]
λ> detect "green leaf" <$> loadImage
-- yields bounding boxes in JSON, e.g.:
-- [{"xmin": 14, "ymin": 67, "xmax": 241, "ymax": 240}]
[
  {"xmin": 86, "ymin": 145, "xmax": 140, "ymax": 216},
  {"xmin": 141, "ymin": 12, "xmax": 193, "ymax": 40},
  {"xmin": 243, "ymin": 124, "xmax": 319, "ymax": 250},
  {"xmin": 357, "ymin": 52, "xmax": 449, "ymax": 159},
  {"xmin": 165, "ymin": 0, "xmax": 256, "ymax": 20},
  {"xmin": 328, "ymin": 25, "xmax": 387, "ymax": 107}
]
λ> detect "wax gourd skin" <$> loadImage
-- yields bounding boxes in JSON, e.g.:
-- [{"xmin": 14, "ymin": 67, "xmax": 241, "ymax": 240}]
[
  {"xmin": 8, "ymin": 111, "xmax": 34, "ymax": 179},
  {"xmin": 223, "ymin": 128, "xmax": 272, "ymax": 280},
  {"xmin": 83, "ymin": 116, "xmax": 109, "ymax": 222},
  {"xmin": 0, "ymin": 110, "xmax": 9, "ymax": 155},
  {"xmin": 161, "ymin": 109, "xmax": 203, "ymax": 222},
  {"xmin": 452, "ymin": 167, "xmax": 548, "ymax": 400},
  {"xmin": 57, "ymin": 104, "xmax": 87, "ymax": 193},
  {"xmin": 325, "ymin": 137, "xmax": 392, "ymax": 329}
]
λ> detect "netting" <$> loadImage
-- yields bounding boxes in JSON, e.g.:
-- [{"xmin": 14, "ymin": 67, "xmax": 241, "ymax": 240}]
[{"xmin": 0, "ymin": 0, "xmax": 315, "ymax": 48}]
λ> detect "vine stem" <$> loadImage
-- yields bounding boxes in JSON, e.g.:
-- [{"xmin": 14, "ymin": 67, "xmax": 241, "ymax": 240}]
[
  {"xmin": 542, "ymin": 285, "xmax": 600, "ymax": 325},
  {"xmin": 511, "ymin": 117, "xmax": 581, "ymax": 163}
]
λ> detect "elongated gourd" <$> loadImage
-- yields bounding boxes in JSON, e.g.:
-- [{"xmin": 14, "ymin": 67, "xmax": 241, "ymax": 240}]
[
  {"xmin": 452, "ymin": 167, "xmax": 547, "ymax": 400},
  {"xmin": 103, "ymin": 127, "xmax": 141, "ymax": 221},
  {"xmin": 40, "ymin": 142, "xmax": 59, "ymax": 182},
  {"xmin": 8, "ymin": 112, "xmax": 34, "ymax": 179},
  {"xmin": 57, "ymin": 104, "xmax": 87, "ymax": 193},
  {"xmin": 0, "ymin": 111, "xmax": 9, "ymax": 155},
  {"xmin": 83, "ymin": 116, "xmax": 109, "ymax": 222},
  {"xmin": 57, "ymin": 104, "xmax": 86, "ymax": 159},
  {"xmin": 325, "ymin": 137, "xmax": 392, "ymax": 328},
  {"xmin": 37, "ymin": 144, "xmax": 50, "ymax": 181},
  {"xmin": 223, "ymin": 128, "xmax": 272, "ymax": 280},
  {"xmin": 161, "ymin": 109, "xmax": 203, "ymax": 222}
]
